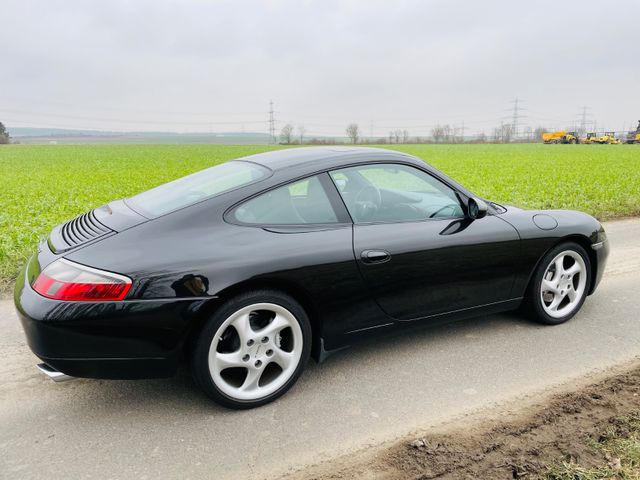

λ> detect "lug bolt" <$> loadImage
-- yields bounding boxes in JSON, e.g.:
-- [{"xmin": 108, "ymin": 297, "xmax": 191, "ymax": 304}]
[
  {"xmin": 247, "ymin": 339, "xmax": 254, "ymax": 346},
  {"xmin": 242, "ymin": 354, "xmax": 250, "ymax": 362},
  {"xmin": 266, "ymin": 349, "xmax": 274, "ymax": 357},
  {"xmin": 255, "ymin": 360, "xmax": 262, "ymax": 367},
  {"xmin": 261, "ymin": 336, "xmax": 269, "ymax": 344}
]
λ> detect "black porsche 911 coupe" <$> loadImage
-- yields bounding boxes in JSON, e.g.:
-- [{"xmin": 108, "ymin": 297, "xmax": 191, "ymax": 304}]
[{"xmin": 15, "ymin": 147, "xmax": 609, "ymax": 408}]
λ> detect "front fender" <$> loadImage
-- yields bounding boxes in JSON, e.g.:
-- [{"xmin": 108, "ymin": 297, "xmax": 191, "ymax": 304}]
[{"xmin": 497, "ymin": 207, "xmax": 606, "ymax": 296}]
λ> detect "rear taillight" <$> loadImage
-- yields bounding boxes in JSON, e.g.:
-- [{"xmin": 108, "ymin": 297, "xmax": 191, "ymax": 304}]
[{"xmin": 32, "ymin": 259, "xmax": 132, "ymax": 301}]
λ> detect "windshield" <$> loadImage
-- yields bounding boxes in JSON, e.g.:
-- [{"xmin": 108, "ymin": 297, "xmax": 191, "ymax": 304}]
[{"xmin": 127, "ymin": 161, "xmax": 270, "ymax": 218}]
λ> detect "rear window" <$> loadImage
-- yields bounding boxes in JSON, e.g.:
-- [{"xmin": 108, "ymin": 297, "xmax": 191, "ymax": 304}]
[{"xmin": 127, "ymin": 161, "xmax": 270, "ymax": 218}]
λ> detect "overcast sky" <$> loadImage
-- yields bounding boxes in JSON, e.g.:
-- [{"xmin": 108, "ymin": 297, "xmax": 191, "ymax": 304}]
[{"xmin": 1, "ymin": 0, "xmax": 639, "ymax": 136}]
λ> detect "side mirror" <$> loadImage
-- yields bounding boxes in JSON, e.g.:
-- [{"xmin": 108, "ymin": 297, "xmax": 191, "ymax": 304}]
[{"xmin": 468, "ymin": 197, "xmax": 488, "ymax": 219}]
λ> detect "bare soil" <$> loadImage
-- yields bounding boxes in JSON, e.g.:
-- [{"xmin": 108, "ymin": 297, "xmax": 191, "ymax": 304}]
[{"xmin": 280, "ymin": 362, "xmax": 640, "ymax": 479}]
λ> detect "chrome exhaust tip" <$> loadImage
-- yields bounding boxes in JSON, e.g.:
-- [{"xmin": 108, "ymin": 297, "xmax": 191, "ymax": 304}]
[{"xmin": 37, "ymin": 363, "xmax": 73, "ymax": 382}]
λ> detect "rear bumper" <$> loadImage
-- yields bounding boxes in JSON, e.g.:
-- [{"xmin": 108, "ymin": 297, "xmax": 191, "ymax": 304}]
[
  {"xmin": 14, "ymin": 255, "xmax": 215, "ymax": 380},
  {"xmin": 35, "ymin": 357, "xmax": 176, "ymax": 380}
]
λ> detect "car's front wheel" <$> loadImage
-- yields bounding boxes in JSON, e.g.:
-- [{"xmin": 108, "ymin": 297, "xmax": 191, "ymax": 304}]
[
  {"xmin": 525, "ymin": 242, "xmax": 591, "ymax": 325},
  {"xmin": 192, "ymin": 290, "xmax": 311, "ymax": 409}
]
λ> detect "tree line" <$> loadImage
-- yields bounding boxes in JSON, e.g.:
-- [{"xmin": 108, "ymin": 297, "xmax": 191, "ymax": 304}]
[
  {"xmin": 277, "ymin": 122, "xmax": 549, "ymax": 145},
  {"xmin": 0, "ymin": 122, "xmax": 10, "ymax": 144}
]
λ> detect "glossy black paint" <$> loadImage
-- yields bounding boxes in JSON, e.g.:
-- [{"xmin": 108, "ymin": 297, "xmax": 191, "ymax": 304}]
[
  {"xmin": 352, "ymin": 215, "xmax": 520, "ymax": 320},
  {"xmin": 14, "ymin": 147, "xmax": 610, "ymax": 379}
]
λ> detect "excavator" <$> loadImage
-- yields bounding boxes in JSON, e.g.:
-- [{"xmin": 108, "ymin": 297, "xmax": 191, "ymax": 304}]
[
  {"xmin": 625, "ymin": 120, "xmax": 640, "ymax": 144},
  {"xmin": 626, "ymin": 131, "xmax": 640, "ymax": 144}
]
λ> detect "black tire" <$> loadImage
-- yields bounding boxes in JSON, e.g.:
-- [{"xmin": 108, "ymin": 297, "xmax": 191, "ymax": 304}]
[
  {"xmin": 523, "ymin": 242, "xmax": 591, "ymax": 325},
  {"xmin": 191, "ymin": 290, "xmax": 312, "ymax": 409}
]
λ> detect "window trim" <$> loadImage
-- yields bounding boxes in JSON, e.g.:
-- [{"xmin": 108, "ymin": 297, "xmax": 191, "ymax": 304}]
[
  {"xmin": 223, "ymin": 158, "xmax": 493, "ymax": 228},
  {"xmin": 224, "ymin": 172, "xmax": 352, "ymax": 228},
  {"xmin": 328, "ymin": 162, "xmax": 467, "ymax": 226}
]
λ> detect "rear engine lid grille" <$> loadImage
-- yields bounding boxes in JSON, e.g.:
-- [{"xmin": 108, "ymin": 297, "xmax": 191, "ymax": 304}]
[{"xmin": 49, "ymin": 210, "xmax": 113, "ymax": 253}]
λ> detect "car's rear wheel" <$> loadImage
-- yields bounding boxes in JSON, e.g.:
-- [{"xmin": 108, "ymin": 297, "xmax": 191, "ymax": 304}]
[
  {"xmin": 525, "ymin": 242, "xmax": 591, "ymax": 325},
  {"xmin": 192, "ymin": 290, "xmax": 311, "ymax": 409}
]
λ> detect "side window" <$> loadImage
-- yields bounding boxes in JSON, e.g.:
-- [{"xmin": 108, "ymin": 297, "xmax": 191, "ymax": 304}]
[
  {"xmin": 329, "ymin": 164, "xmax": 464, "ymax": 223},
  {"xmin": 233, "ymin": 175, "xmax": 338, "ymax": 225}
]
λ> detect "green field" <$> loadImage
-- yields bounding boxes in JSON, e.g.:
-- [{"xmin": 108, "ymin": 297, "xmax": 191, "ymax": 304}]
[{"xmin": 1, "ymin": 144, "xmax": 638, "ymax": 289}]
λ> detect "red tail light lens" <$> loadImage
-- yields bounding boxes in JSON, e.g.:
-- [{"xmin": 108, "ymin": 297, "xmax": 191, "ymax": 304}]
[{"xmin": 32, "ymin": 259, "xmax": 132, "ymax": 301}]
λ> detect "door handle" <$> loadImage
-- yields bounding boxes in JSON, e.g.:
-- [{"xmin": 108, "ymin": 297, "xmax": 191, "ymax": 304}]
[{"xmin": 360, "ymin": 249, "xmax": 391, "ymax": 264}]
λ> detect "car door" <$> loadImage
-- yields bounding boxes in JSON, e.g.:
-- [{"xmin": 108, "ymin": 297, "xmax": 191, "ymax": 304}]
[
  {"xmin": 227, "ymin": 172, "xmax": 387, "ymax": 338},
  {"xmin": 329, "ymin": 163, "xmax": 521, "ymax": 321}
]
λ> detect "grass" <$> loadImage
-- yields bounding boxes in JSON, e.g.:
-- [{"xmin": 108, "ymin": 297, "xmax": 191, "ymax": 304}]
[
  {"xmin": 542, "ymin": 412, "xmax": 640, "ymax": 480},
  {"xmin": 1, "ymin": 143, "xmax": 639, "ymax": 289},
  {"xmin": 389, "ymin": 144, "xmax": 640, "ymax": 219}
]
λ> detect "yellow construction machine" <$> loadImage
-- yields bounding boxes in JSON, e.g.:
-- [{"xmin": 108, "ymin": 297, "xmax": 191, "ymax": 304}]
[
  {"xmin": 625, "ymin": 121, "xmax": 640, "ymax": 144},
  {"xmin": 598, "ymin": 132, "xmax": 620, "ymax": 144},
  {"xmin": 542, "ymin": 131, "xmax": 579, "ymax": 144},
  {"xmin": 583, "ymin": 131, "xmax": 620, "ymax": 144},
  {"xmin": 625, "ymin": 131, "xmax": 640, "ymax": 144}
]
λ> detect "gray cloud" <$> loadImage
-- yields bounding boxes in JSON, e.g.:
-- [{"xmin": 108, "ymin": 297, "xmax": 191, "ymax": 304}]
[{"xmin": 1, "ymin": 0, "xmax": 638, "ymax": 135}]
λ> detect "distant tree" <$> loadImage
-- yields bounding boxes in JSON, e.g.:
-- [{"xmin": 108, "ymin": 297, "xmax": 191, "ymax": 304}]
[
  {"xmin": 442, "ymin": 124, "xmax": 452, "ymax": 143},
  {"xmin": 431, "ymin": 125, "xmax": 444, "ymax": 143},
  {"xmin": 402, "ymin": 130, "xmax": 409, "ymax": 144},
  {"xmin": 504, "ymin": 124, "xmax": 513, "ymax": 143},
  {"xmin": 388, "ymin": 131, "xmax": 394, "ymax": 144},
  {"xmin": 346, "ymin": 123, "xmax": 360, "ymax": 144},
  {"xmin": 476, "ymin": 132, "xmax": 487, "ymax": 143},
  {"xmin": 432, "ymin": 124, "xmax": 452, "ymax": 143},
  {"xmin": 452, "ymin": 126, "xmax": 462, "ymax": 144},
  {"xmin": 492, "ymin": 126, "xmax": 501, "ymax": 143},
  {"xmin": 297, "ymin": 125, "xmax": 306, "ymax": 144},
  {"xmin": 533, "ymin": 126, "xmax": 548, "ymax": 142},
  {"xmin": 0, "ymin": 122, "xmax": 10, "ymax": 144},
  {"xmin": 493, "ymin": 123, "xmax": 513, "ymax": 143},
  {"xmin": 280, "ymin": 124, "xmax": 294, "ymax": 144}
]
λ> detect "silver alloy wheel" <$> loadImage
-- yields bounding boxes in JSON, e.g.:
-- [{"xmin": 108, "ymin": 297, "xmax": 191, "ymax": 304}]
[
  {"xmin": 208, "ymin": 303, "xmax": 303, "ymax": 401},
  {"xmin": 540, "ymin": 250, "xmax": 587, "ymax": 319}
]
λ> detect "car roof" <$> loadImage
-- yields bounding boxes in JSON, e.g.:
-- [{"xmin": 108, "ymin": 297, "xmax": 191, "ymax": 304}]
[
  {"xmin": 238, "ymin": 146, "xmax": 419, "ymax": 172},
  {"xmin": 229, "ymin": 146, "xmax": 475, "ymax": 201}
]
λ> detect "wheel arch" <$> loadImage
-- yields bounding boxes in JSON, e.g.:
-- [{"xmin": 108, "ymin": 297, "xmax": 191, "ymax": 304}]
[
  {"xmin": 183, "ymin": 278, "xmax": 324, "ymax": 363},
  {"xmin": 523, "ymin": 234, "xmax": 598, "ymax": 297},
  {"xmin": 557, "ymin": 234, "xmax": 598, "ymax": 294}
]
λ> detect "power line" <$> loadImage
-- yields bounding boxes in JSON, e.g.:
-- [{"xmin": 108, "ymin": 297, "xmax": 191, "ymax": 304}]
[
  {"xmin": 0, "ymin": 108, "xmax": 267, "ymax": 126},
  {"xmin": 268, "ymin": 100, "xmax": 276, "ymax": 144},
  {"xmin": 0, "ymin": 95, "xmax": 266, "ymax": 118},
  {"xmin": 509, "ymin": 97, "xmax": 526, "ymax": 140},
  {"xmin": 577, "ymin": 106, "xmax": 592, "ymax": 135},
  {"xmin": 4, "ymin": 98, "xmax": 632, "ymax": 139}
]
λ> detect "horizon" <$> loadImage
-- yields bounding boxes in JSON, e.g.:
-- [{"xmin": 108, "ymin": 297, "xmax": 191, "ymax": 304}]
[{"xmin": 1, "ymin": 0, "xmax": 639, "ymax": 138}]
